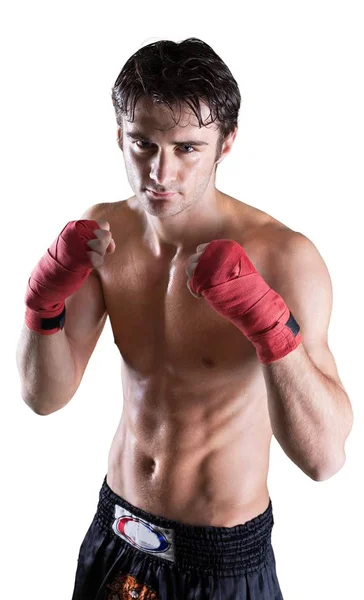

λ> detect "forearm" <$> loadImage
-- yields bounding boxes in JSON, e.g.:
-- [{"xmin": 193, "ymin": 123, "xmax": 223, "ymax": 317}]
[
  {"xmin": 16, "ymin": 323, "xmax": 77, "ymax": 415},
  {"xmin": 261, "ymin": 343, "xmax": 353, "ymax": 480}
]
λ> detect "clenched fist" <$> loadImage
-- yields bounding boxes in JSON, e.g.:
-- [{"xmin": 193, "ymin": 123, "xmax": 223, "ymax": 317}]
[{"xmin": 86, "ymin": 220, "xmax": 116, "ymax": 268}]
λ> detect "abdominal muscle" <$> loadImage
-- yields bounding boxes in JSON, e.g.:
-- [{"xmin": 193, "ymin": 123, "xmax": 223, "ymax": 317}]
[{"xmin": 106, "ymin": 368, "xmax": 272, "ymax": 527}]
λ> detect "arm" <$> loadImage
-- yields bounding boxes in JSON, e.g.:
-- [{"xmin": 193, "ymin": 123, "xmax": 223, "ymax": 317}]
[
  {"xmin": 262, "ymin": 344, "xmax": 352, "ymax": 481},
  {"xmin": 16, "ymin": 204, "xmax": 108, "ymax": 415},
  {"xmin": 16, "ymin": 323, "xmax": 78, "ymax": 415},
  {"xmin": 261, "ymin": 232, "xmax": 353, "ymax": 481},
  {"xmin": 188, "ymin": 231, "xmax": 354, "ymax": 481}
]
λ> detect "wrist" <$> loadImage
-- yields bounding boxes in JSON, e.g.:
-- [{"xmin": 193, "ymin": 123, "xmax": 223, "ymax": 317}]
[{"xmin": 25, "ymin": 305, "xmax": 66, "ymax": 335}]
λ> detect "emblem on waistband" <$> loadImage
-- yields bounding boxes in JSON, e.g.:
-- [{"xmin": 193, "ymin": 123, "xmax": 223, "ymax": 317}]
[
  {"xmin": 105, "ymin": 572, "xmax": 160, "ymax": 599},
  {"xmin": 112, "ymin": 504, "xmax": 175, "ymax": 563}
]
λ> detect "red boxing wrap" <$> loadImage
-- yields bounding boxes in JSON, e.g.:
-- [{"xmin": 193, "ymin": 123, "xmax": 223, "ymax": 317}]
[
  {"xmin": 190, "ymin": 239, "xmax": 302, "ymax": 364},
  {"xmin": 24, "ymin": 220, "xmax": 100, "ymax": 335}
]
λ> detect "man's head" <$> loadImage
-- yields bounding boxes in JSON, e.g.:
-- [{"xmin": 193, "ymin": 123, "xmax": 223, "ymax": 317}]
[{"xmin": 111, "ymin": 38, "xmax": 241, "ymax": 216}]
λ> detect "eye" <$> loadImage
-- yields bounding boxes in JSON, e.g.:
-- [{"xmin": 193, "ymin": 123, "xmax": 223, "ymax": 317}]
[
  {"xmin": 181, "ymin": 145, "xmax": 196, "ymax": 154},
  {"xmin": 134, "ymin": 141, "xmax": 196, "ymax": 153},
  {"xmin": 135, "ymin": 140, "xmax": 152, "ymax": 149}
]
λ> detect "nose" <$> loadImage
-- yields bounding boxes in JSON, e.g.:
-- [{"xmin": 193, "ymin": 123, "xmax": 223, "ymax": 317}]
[{"xmin": 149, "ymin": 151, "xmax": 177, "ymax": 188}]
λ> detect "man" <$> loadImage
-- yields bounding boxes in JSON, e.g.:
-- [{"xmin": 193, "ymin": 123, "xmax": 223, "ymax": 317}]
[{"xmin": 17, "ymin": 38, "xmax": 353, "ymax": 599}]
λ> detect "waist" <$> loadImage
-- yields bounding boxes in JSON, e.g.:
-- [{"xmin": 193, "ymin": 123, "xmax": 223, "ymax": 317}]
[
  {"xmin": 107, "ymin": 438, "xmax": 270, "ymax": 527},
  {"xmin": 96, "ymin": 474, "xmax": 275, "ymax": 576}
]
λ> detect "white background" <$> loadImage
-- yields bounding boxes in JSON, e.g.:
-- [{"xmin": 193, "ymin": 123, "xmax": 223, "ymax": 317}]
[{"xmin": 2, "ymin": 1, "xmax": 363, "ymax": 598}]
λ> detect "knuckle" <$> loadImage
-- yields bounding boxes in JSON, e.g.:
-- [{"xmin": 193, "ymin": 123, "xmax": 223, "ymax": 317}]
[{"xmin": 95, "ymin": 229, "xmax": 112, "ymax": 241}]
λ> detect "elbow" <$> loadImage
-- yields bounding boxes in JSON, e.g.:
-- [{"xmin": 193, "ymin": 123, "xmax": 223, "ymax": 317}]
[
  {"xmin": 33, "ymin": 406, "xmax": 53, "ymax": 416},
  {"xmin": 30, "ymin": 402, "xmax": 69, "ymax": 416},
  {"xmin": 21, "ymin": 384, "xmax": 76, "ymax": 415},
  {"xmin": 23, "ymin": 395, "xmax": 52, "ymax": 416},
  {"xmin": 311, "ymin": 454, "xmax": 346, "ymax": 482},
  {"xmin": 22, "ymin": 392, "xmax": 61, "ymax": 416}
]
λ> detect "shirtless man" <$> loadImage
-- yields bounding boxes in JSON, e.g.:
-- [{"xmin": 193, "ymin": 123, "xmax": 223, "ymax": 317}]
[{"xmin": 16, "ymin": 38, "xmax": 353, "ymax": 599}]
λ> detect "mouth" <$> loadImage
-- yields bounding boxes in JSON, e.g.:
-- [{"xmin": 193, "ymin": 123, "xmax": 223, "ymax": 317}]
[{"xmin": 146, "ymin": 189, "xmax": 176, "ymax": 199}]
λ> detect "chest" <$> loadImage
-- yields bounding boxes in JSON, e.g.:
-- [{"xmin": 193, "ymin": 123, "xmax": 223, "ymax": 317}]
[{"xmin": 97, "ymin": 220, "xmax": 275, "ymax": 382}]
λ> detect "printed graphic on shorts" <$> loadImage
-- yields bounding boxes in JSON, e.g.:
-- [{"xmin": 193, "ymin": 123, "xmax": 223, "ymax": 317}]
[
  {"xmin": 112, "ymin": 504, "xmax": 175, "ymax": 563},
  {"xmin": 105, "ymin": 572, "xmax": 160, "ymax": 600}
]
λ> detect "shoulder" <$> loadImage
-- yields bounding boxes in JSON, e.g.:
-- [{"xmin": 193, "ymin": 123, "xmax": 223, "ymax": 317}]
[
  {"xmin": 80, "ymin": 199, "xmax": 135, "ymax": 233},
  {"xmin": 80, "ymin": 201, "xmax": 110, "ymax": 221},
  {"xmin": 80, "ymin": 200, "xmax": 126, "ymax": 219},
  {"xmin": 231, "ymin": 195, "xmax": 324, "ymax": 275},
  {"xmin": 263, "ymin": 226, "xmax": 330, "ymax": 284},
  {"xmin": 229, "ymin": 194, "xmax": 292, "ymax": 241},
  {"xmin": 232, "ymin": 198, "xmax": 332, "ymax": 303}
]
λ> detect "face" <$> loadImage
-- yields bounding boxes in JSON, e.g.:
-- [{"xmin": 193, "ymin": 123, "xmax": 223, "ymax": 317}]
[{"xmin": 117, "ymin": 96, "xmax": 236, "ymax": 218}]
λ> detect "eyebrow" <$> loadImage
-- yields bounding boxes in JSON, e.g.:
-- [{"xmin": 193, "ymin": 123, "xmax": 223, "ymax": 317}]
[{"xmin": 126, "ymin": 131, "xmax": 209, "ymax": 146}]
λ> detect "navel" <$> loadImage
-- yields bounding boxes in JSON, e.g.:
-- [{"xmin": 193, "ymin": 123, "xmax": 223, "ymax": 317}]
[{"xmin": 201, "ymin": 357, "xmax": 215, "ymax": 368}]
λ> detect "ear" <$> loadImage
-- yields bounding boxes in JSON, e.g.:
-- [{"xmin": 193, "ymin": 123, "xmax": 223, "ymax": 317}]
[
  {"xmin": 116, "ymin": 126, "xmax": 123, "ymax": 150},
  {"xmin": 216, "ymin": 127, "xmax": 238, "ymax": 165}
]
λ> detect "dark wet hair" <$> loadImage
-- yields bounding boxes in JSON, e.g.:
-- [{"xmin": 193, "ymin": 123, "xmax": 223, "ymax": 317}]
[{"xmin": 111, "ymin": 37, "xmax": 241, "ymax": 157}]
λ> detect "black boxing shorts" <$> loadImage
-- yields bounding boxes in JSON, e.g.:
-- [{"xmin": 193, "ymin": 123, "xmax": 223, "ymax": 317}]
[{"xmin": 71, "ymin": 475, "xmax": 284, "ymax": 599}]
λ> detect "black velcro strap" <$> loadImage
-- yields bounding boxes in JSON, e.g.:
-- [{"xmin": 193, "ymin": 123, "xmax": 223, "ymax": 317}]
[
  {"xmin": 285, "ymin": 311, "xmax": 300, "ymax": 336},
  {"xmin": 40, "ymin": 306, "xmax": 66, "ymax": 331}
]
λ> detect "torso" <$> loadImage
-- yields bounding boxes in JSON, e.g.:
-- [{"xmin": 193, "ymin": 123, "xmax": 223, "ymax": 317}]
[{"xmin": 96, "ymin": 192, "xmax": 291, "ymax": 526}]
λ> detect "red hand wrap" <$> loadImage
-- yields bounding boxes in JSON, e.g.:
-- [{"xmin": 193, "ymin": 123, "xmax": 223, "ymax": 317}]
[
  {"xmin": 190, "ymin": 239, "xmax": 302, "ymax": 364},
  {"xmin": 24, "ymin": 220, "xmax": 100, "ymax": 335}
]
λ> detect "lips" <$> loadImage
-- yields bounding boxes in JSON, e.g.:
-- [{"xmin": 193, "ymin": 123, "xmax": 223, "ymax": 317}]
[{"xmin": 147, "ymin": 189, "xmax": 176, "ymax": 198}]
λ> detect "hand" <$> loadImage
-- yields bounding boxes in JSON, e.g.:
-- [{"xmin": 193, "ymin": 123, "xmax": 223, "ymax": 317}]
[
  {"xmin": 186, "ymin": 238, "xmax": 302, "ymax": 364},
  {"xmin": 86, "ymin": 220, "xmax": 116, "ymax": 268},
  {"xmin": 24, "ymin": 218, "xmax": 114, "ymax": 335},
  {"xmin": 185, "ymin": 242, "xmax": 211, "ymax": 299}
]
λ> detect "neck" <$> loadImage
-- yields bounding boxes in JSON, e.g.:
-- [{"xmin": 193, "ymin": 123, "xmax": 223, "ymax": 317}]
[{"xmin": 137, "ymin": 188, "xmax": 230, "ymax": 257}]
